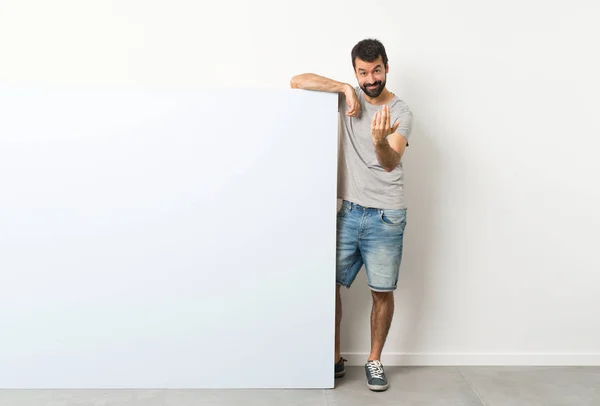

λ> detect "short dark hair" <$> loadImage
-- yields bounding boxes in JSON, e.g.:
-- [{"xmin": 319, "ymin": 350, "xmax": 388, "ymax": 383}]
[{"xmin": 351, "ymin": 39, "xmax": 389, "ymax": 69}]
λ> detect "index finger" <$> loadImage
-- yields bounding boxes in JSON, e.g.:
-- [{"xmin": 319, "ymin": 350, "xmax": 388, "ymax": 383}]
[
  {"xmin": 346, "ymin": 104, "xmax": 353, "ymax": 115},
  {"xmin": 346, "ymin": 102, "xmax": 355, "ymax": 115}
]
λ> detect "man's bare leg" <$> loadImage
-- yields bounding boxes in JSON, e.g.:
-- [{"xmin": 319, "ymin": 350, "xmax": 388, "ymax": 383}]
[{"xmin": 368, "ymin": 290, "xmax": 394, "ymax": 361}]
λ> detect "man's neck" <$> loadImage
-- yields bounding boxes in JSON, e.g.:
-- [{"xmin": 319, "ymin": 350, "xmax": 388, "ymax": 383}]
[{"xmin": 364, "ymin": 88, "xmax": 394, "ymax": 106}]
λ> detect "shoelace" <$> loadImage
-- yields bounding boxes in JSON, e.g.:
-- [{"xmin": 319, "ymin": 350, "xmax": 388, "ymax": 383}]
[{"xmin": 367, "ymin": 360, "xmax": 384, "ymax": 379}]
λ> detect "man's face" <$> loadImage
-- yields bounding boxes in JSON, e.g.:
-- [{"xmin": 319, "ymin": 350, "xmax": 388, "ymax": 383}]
[{"xmin": 354, "ymin": 56, "xmax": 388, "ymax": 98}]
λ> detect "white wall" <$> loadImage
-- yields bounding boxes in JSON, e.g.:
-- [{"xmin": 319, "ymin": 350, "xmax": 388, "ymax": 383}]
[{"xmin": 1, "ymin": 0, "xmax": 599, "ymax": 366}]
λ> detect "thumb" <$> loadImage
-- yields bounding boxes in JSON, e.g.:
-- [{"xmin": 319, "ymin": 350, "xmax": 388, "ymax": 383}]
[{"xmin": 392, "ymin": 121, "xmax": 400, "ymax": 133}]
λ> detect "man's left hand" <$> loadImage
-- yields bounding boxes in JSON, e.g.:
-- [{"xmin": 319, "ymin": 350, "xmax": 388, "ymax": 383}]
[{"xmin": 371, "ymin": 105, "xmax": 400, "ymax": 145}]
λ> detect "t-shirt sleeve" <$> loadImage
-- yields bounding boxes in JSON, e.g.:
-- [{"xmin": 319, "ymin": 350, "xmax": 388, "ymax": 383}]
[{"xmin": 392, "ymin": 105, "xmax": 414, "ymax": 146}]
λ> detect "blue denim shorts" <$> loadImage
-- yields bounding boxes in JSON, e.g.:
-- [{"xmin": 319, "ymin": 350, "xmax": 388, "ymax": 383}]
[{"xmin": 336, "ymin": 200, "xmax": 407, "ymax": 292}]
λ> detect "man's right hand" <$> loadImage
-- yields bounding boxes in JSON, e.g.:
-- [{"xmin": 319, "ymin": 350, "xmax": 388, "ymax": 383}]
[{"xmin": 343, "ymin": 85, "xmax": 360, "ymax": 118}]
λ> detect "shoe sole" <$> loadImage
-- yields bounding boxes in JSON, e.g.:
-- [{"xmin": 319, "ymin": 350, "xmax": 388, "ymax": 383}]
[
  {"xmin": 367, "ymin": 382, "xmax": 389, "ymax": 391},
  {"xmin": 335, "ymin": 370, "xmax": 345, "ymax": 378}
]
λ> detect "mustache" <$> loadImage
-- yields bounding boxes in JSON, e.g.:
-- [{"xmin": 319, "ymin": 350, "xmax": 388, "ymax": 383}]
[{"xmin": 364, "ymin": 81, "xmax": 382, "ymax": 87}]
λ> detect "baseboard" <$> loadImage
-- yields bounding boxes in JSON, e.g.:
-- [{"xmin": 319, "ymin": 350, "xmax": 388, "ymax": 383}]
[{"xmin": 341, "ymin": 352, "xmax": 600, "ymax": 366}]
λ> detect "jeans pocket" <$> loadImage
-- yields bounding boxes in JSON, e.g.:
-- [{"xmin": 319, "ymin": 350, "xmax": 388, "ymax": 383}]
[{"xmin": 380, "ymin": 209, "xmax": 407, "ymax": 226}]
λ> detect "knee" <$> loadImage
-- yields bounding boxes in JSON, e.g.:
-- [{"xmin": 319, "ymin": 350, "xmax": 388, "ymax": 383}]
[{"xmin": 371, "ymin": 290, "xmax": 394, "ymax": 303}]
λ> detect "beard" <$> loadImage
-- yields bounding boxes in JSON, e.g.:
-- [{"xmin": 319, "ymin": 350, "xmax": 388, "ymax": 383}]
[{"xmin": 361, "ymin": 79, "xmax": 386, "ymax": 98}]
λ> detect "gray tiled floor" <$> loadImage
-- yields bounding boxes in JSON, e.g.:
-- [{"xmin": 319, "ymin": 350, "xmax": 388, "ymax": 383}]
[{"xmin": 1, "ymin": 366, "xmax": 599, "ymax": 405}]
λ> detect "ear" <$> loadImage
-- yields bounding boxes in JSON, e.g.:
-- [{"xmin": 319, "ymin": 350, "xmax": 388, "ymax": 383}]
[{"xmin": 385, "ymin": 63, "xmax": 389, "ymax": 74}]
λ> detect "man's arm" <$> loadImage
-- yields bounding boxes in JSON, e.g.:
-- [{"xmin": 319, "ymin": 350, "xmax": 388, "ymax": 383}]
[
  {"xmin": 290, "ymin": 73, "xmax": 349, "ymax": 93},
  {"xmin": 290, "ymin": 73, "xmax": 360, "ymax": 117},
  {"xmin": 374, "ymin": 134, "xmax": 407, "ymax": 172}
]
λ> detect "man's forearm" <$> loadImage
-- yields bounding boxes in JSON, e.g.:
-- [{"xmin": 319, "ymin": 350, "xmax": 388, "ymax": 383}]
[
  {"xmin": 290, "ymin": 73, "xmax": 350, "ymax": 94},
  {"xmin": 374, "ymin": 141, "xmax": 400, "ymax": 172}
]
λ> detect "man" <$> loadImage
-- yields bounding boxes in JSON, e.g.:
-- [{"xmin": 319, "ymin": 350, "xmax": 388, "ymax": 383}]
[{"xmin": 290, "ymin": 38, "xmax": 413, "ymax": 392}]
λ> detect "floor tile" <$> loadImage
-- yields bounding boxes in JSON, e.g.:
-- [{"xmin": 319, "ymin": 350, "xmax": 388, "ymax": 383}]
[
  {"xmin": 460, "ymin": 366, "xmax": 600, "ymax": 406},
  {"xmin": 163, "ymin": 388, "xmax": 327, "ymax": 406},
  {"xmin": 0, "ymin": 389, "xmax": 164, "ymax": 406}
]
